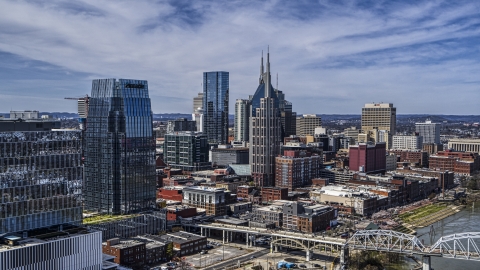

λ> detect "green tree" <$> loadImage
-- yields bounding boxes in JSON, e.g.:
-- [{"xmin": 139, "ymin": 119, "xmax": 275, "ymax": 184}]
[{"xmin": 166, "ymin": 242, "xmax": 174, "ymax": 259}]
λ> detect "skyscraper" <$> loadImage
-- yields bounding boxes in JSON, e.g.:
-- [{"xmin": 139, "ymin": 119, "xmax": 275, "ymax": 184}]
[
  {"xmin": 193, "ymin": 92, "xmax": 204, "ymax": 113},
  {"xmin": 361, "ymin": 103, "xmax": 396, "ymax": 146},
  {"xmin": 250, "ymin": 50, "xmax": 282, "ymax": 187},
  {"xmin": 84, "ymin": 79, "xmax": 156, "ymax": 215},
  {"xmin": 416, "ymin": 120, "xmax": 440, "ymax": 144},
  {"xmin": 234, "ymin": 99, "xmax": 250, "ymax": 142},
  {"xmin": 203, "ymin": 71, "xmax": 229, "ymax": 145}
]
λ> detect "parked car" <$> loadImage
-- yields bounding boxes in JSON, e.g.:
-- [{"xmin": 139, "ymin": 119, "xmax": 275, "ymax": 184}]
[
  {"xmin": 298, "ymin": 264, "xmax": 307, "ymax": 268},
  {"xmin": 200, "ymin": 250, "xmax": 208, "ymax": 254}
]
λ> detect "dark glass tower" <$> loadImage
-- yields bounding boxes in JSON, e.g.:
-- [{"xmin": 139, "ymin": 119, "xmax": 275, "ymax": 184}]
[
  {"xmin": 84, "ymin": 79, "xmax": 156, "ymax": 215},
  {"xmin": 203, "ymin": 71, "xmax": 229, "ymax": 145}
]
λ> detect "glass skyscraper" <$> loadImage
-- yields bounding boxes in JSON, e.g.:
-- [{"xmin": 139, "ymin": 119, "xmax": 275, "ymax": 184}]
[
  {"xmin": 203, "ymin": 71, "xmax": 229, "ymax": 145},
  {"xmin": 84, "ymin": 79, "xmax": 156, "ymax": 215}
]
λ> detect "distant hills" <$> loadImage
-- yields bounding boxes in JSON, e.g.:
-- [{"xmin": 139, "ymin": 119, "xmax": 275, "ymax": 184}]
[{"xmin": 2, "ymin": 112, "xmax": 479, "ymax": 123}]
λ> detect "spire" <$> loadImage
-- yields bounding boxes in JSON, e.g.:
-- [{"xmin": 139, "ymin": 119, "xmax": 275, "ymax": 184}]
[
  {"xmin": 265, "ymin": 46, "xmax": 271, "ymax": 98},
  {"xmin": 276, "ymin": 73, "xmax": 278, "ymax": 90},
  {"xmin": 261, "ymin": 50, "xmax": 264, "ymax": 75}
]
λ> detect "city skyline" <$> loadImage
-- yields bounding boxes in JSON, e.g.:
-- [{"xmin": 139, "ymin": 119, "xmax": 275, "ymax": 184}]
[{"xmin": 0, "ymin": 1, "xmax": 479, "ymax": 115}]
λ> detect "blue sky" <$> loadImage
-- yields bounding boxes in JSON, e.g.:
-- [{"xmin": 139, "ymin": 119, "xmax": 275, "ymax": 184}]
[{"xmin": 0, "ymin": 0, "xmax": 479, "ymax": 114}]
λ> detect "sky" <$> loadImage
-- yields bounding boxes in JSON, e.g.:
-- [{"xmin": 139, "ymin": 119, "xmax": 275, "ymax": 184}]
[{"xmin": 0, "ymin": 0, "xmax": 479, "ymax": 115}]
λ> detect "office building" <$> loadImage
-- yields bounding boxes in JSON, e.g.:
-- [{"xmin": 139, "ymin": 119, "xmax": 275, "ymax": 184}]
[
  {"xmin": 193, "ymin": 92, "xmax": 204, "ymax": 113},
  {"xmin": 84, "ymin": 79, "xmax": 156, "ymax": 215},
  {"xmin": 296, "ymin": 114, "xmax": 322, "ymax": 136},
  {"xmin": 361, "ymin": 103, "xmax": 396, "ymax": 146},
  {"xmin": 250, "ymin": 50, "xmax": 282, "ymax": 187},
  {"xmin": 448, "ymin": 139, "xmax": 480, "ymax": 154},
  {"xmin": 423, "ymin": 143, "xmax": 443, "ymax": 155},
  {"xmin": 203, "ymin": 71, "xmax": 229, "ymax": 145},
  {"xmin": 166, "ymin": 118, "xmax": 196, "ymax": 133},
  {"xmin": 163, "ymin": 132, "xmax": 210, "ymax": 172},
  {"xmin": 0, "ymin": 128, "xmax": 83, "ymax": 233},
  {"xmin": 392, "ymin": 135, "xmax": 423, "ymax": 150},
  {"xmin": 182, "ymin": 186, "xmax": 227, "ymax": 216},
  {"xmin": 211, "ymin": 145, "xmax": 249, "ymax": 166},
  {"xmin": 192, "ymin": 107, "xmax": 204, "ymax": 133},
  {"xmin": 0, "ymin": 226, "xmax": 102, "ymax": 270},
  {"xmin": 234, "ymin": 99, "xmax": 250, "ymax": 142},
  {"xmin": 349, "ymin": 142, "xmax": 387, "ymax": 173},
  {"xmin": 416, "ymin": 120, "xmax": 440, "ymax": 144}
]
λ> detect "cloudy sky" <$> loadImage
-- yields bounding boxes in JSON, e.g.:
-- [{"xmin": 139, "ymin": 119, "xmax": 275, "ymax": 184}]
[{"xmin": 1, "ymin": 0, "xmax": 479, "ymax": 115}]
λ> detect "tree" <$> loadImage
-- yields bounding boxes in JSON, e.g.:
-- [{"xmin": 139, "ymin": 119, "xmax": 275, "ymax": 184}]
[{"xmin": 166, "ymin": 242, "xmax": 174, "ymax": 260}]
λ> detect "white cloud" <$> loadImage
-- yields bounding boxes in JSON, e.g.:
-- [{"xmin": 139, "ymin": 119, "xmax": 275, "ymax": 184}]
[{"xmin": 0, "ymin": 0, "xmax": 478, "ymax": 114}]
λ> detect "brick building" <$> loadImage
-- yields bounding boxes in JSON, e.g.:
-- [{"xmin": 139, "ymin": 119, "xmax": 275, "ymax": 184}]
[
  {"xmin": 159, "ymin": 232, "xmax": 207, "ymax": 257},
  {"xmin": 429, "ymin": 150, "xmax": 480, "ymax": 176},
  {"xmin": 388, "ymin": 149, "xmax": 429, "ymax": 168},
  {"xmin": 157, "ymin": 187, "xmax": 184, "ymax": 202},
  {"xmin": 166, "ymin": 206, "xmax": 197, "ymax": 221},
  {"xmin": 349, "ymin": 143, "xmax": 386, "ymax": 173},
  {"xmin": 261, "ymin": 187, "xmax": 288, "ymax": 203},
  {"xmin": 395, "ymin": 167, "xmax": 455, "ymax": 189},
  {"xmin": 102, "ymin": 238, "xmax": 146, "ymax": 269},
  {"xmin": 182, "ymin": 186, "xmax": 227, "ymax": 216},
  {"xmin": 275, "ymin": 150, "xmax": 322, "ymax": 190}
]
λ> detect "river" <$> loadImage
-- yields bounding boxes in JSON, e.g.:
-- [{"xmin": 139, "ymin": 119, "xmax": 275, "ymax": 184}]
[{"xmin": 413, "ymin": 205, "xmax": 480, "ymax": 270}]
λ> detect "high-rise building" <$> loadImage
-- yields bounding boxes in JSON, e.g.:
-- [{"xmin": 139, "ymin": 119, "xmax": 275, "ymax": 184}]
[
  {"xmin": 192, "ymin": 107, "xmax": 204, "ymax": 133},
  {"xmin": 193, "ymin": 92, "xmax": 203, "ymax": 113},
  {"xmin": 250, "ymin": 50, "xmax": 282, "ymax": 187},
  {"xmin": 0, "ymin": 120, "xmax": 83, "ymax": 233},
  {"xmin": 361, "ymin": 103, "xmax": 396, "ymax": 146},
  {"xmin": 296, "ymin": 114, "xmax": 322, "ymax": 136},
  {"xmin": 234, "ymin": 99, "xmax": 250, "ymax": 142},
  {"xmin": 166, "ymin": 118, "xmax": 196, "ymax": 133},
  {"xmin": 203, "ymin": 72, "xmax": 229, "ymax": 145},
  {"xmin": 392, "ymin": 135, "xmax": 423, "ymax": 150},
  {"xmin": 84, "ymin": 79, "xmax": 156, "ymax": 215},
  {"xmin": 416, "ymin": 120, "xmax": 440, "ymax": 144},
  {"xmin": 163, "ymin": 132, "xmax": 210, "ymax": 171}
]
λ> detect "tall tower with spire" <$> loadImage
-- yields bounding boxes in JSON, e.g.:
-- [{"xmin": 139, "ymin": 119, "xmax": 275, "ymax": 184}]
[{"xmin": 250, "ymin": 48, "xmax": 282, "ymax": 187}]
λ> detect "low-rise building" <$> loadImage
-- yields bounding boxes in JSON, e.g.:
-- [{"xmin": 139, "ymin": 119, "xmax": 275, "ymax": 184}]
[
  {"xmin": 102, "ymin": 238, "xmax": 146, "ymax": 269},
  {"xmin": 228, "ymin": 202, "xmax": 252, "ymax": 215},
  {"xmin": 253, "ymin": 202, "xmax": 285, "ymax": 227},
  {"xmin": 166, "ymin": 205, "xmax": 197, "ymax": 222},
  {"xmin": 182, "ymin": 186, "xmax": 227, "ymax": 216},
  {"xmin": 275, "ymin": 150, "xmax": 322, "ymax": 190},
  {"xmin": 262, "ymin": 187, "xmax": 288, "ymax": 203},
  {"xmin": 159, "ymin": 232, "xmax": 207, "ymax": 257},
  {"xmin": 429, "ymin": 150, "xmax": 480, "ymax": 176},
  {"xmin": 388, "ymin": 149, "xmax": 429, "ymax": 168}
]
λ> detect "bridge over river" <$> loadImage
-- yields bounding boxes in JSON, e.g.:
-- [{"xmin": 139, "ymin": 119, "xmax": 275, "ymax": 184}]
[{"xmin": 185, "ymin": 223, "xmax": 480, "ymax": 270}]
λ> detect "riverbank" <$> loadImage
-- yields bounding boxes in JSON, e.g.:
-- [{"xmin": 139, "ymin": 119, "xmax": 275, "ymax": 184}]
[{"xmin": 404, "ymin": 205, "xmax": 464, "ymax": 229}]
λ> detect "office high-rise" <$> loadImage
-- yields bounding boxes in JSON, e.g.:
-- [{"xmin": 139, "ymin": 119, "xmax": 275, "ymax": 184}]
[
  {"xmin": 250, "ymin": 50, "xmax": 282, "ymax": 187},
  {"xmin": 193, "ymin": 93, "xmax": 204, "ymax": 113},
  {"xmin": 234, "ymin": 99, "xmax": 250, "ymax": 142},
  {"xmin": 361, "ymin": 103, "xmax": 396, "ymax": 146},
  {"xmin": 84, "ymin": 79, "xmax": 156, "ymax": 215},
  {"xmin": 416, "ymin": 120, "xmax": 440, "ymax": 144},
  {"xmin": 296, "ymin": 114, "xmax": 322, "ymax": 136},
  {"xmin": 203, "ymin": 71, "xmax": 229, "ymax": 145},
  {"xmin": 0, "ymin": 117, "xmax": 83, "ymax": 233}
]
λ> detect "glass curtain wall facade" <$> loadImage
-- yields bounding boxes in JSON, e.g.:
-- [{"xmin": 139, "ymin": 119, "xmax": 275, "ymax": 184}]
[
  {"xmin": 0, "ymin": 131, "xmax": 83, "ymax": 233},
  {"xmin": 203, "ymin": 72, "xmax": 229, "ymax": 145},
  {"xmin": 84, "ymin": 79, "xmax": 156, "ymax": 215}
]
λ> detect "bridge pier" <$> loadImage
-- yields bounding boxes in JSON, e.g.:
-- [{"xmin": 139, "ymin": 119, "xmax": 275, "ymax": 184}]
[
  {"xmin": 422, "ymin": 256, "xmax": 431, "ymax": 270},
  {"xmin": 306, "ymin": 250, "xmax": 311, "ymax": 261},
  {"xmin": 200, "ymin": 227, "xmax": 203, "ymax": 236},
  {"xmin": 223, "ymin": 230, "xmax": 225, "ymax": 244},
  {"xmin": 246, "ymin": 233, "xmax": 249, "ymax": 247},
  {"xmin": 340, "ymin": 246, "xmax": 348, "ymax": 266}
]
